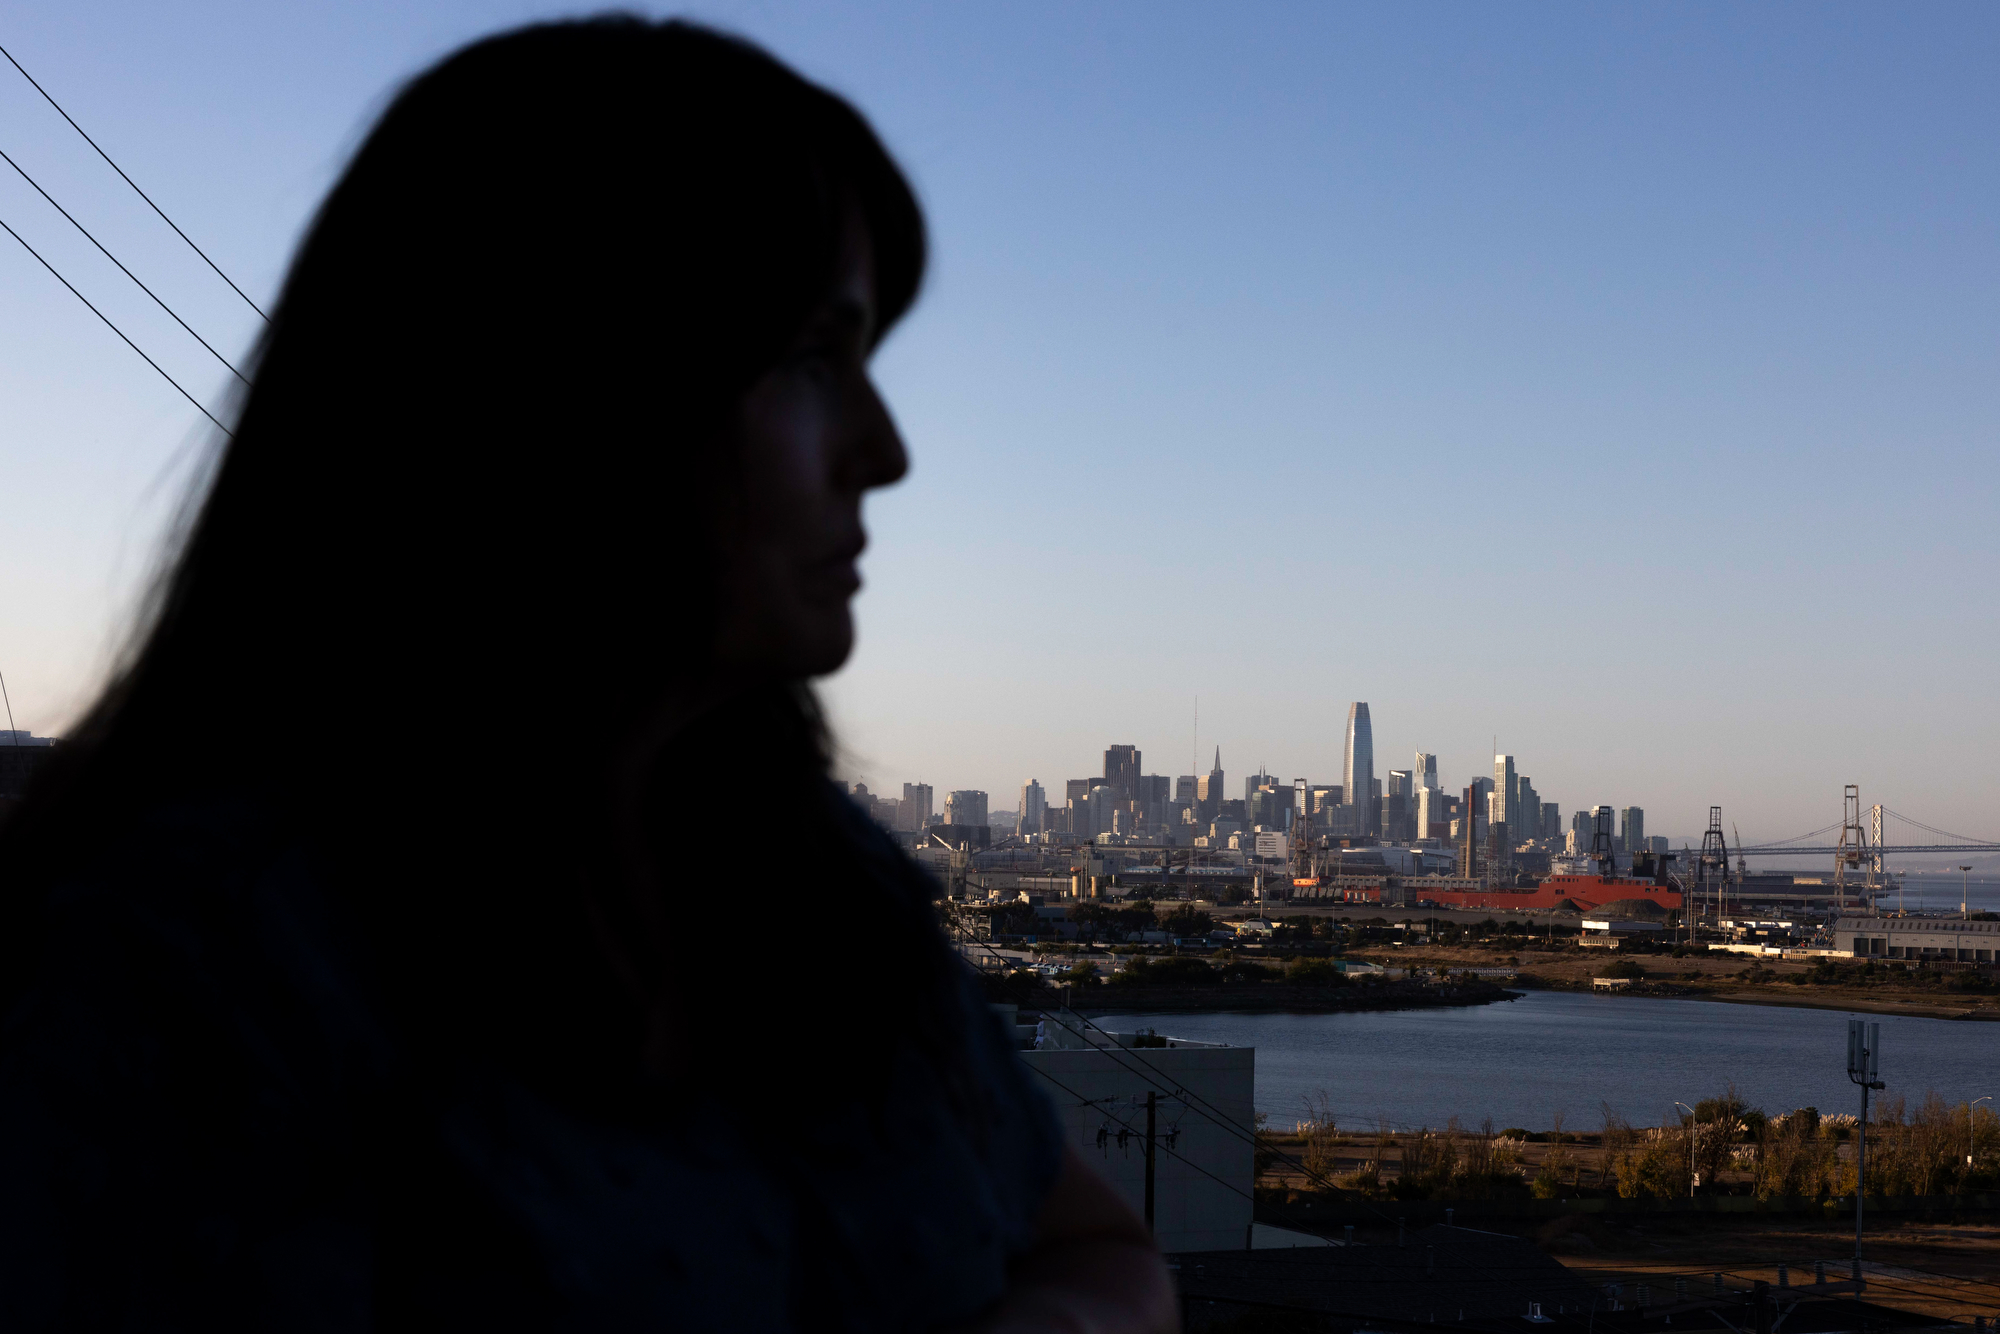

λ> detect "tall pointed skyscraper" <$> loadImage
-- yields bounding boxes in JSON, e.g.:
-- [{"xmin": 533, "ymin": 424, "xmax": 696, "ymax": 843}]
[
  {"xmin": 1342, "ymin": 703, "xmax": 1374, "ymax": 835},
  {"xmin": 1196, "ymin": 747, "xmax": 1225, "ymax": 823}
]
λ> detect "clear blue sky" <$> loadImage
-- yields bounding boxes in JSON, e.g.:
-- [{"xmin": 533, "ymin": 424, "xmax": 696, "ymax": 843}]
[{"xmin": 0, "ymin": 2, "xmax": 1994, "ymax": 844}]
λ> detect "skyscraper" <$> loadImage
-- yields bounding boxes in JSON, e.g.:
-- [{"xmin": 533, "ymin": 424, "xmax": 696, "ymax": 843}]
[
  {"xmin": 1103, "ymin": 745, "xmax": 1141, "ymax": 801},
  {"xmin": 1516, "ymin": 776, "xmax": 1539, "ymax": 845},
  {"xmin": 1414, "ymin": 751, "xmax": 1439, "ymax": 792},
  {"xmin": 1619, "ymin": 806, "xmax": 1644, "ymax": 856},
  {"xmin": 1196, "ymin": 748, "xmax": 1225, "ymax": 822},
  {"xmin": 1457, "ymin": 784, "xmax": 1479, "ymax": 878},
  {"xmin": 1416, "ymin": 785, "xmax": 1453, "ymax": 842},
  {"xmin": 901, "ymin": 782, "xmax": 933, "ymax": 830},
  {"xmin": 1085, "ymin": 785, "xmax": 1117, "ymax": 837},
  {"xmin": 1385, "ymin": 769, "xmax": 1413, "ymax": 841},
  {"xmin": 1018, "ymin": 779, "xmax": 1046, "ymax": 836},
  {"xmin": 1343, "ymin": 704, "xmax": 1374, "ymax": 834},
  {"xmin": 1492, "ymin": 754, "xmax": 1516, "ymax": 841},
  {"xmin": 944, "ymin": 790, "xmax": 988, "ymax": 828}
]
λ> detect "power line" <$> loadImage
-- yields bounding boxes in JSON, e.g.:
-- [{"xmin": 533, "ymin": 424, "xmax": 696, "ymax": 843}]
[
  {"xmin": 0, "ymin": 210, "xmax": 231, "ymax": 437},
  {"xmin": 1026, "ymin": 1065, "xmax": 1257, "ymax": 1207},
  {"xmin": 0, "ymin": 42, "xmax": 267, "ymax": 322},
  {"xmin": 0, "ymin": 143, "xmax": 248, "ymax": 382}
]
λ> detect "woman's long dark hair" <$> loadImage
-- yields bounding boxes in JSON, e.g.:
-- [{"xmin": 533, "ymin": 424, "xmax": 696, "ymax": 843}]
[{"xmin": 0, "ymin": 18, "xmax": 953, "ymax": 1112}]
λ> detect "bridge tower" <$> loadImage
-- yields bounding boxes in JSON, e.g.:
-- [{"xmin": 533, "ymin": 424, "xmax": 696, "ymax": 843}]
[
  {"xmin": 1696, "ymin": 807, "xmax": 1731, "ymax": 926},
  {"xmin": 1833, "ymin": 785, "xmax": 1877, "ymax": 916},
  {"xmin": 1870, "ymin": 804, "xmax": 1887, "ymax": 895}
]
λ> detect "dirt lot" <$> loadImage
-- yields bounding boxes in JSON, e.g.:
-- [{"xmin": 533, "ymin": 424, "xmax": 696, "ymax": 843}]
[
  {"xmin": 1526, "ymin": 1214, "xmax": 2000, "ymax": 1323},
  {"xmin": 1257, "ymin": 1135, "xmax": 2000, "ymax": 1321}
]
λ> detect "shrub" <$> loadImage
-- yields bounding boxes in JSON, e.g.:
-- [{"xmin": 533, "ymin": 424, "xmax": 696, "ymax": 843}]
[
  {"xmin": 1614, "ymin": 1134, "xmax": 1689, "ymax": 1199},
  {"xmin": 1285, "ymin": 958, "xmax": 1348, "ymax": 987},
  {"xmin": 1335, "ymin": 1164, "xmax": 1386, "ymax": 1196},
  {"xmin": 1110, "ymin": 955, "xmax": 1218, "ymax": 986},
  {"xmin": 1217, "ymin": 960, "xmax": 1282, "ymax": 984},
  {"xmin": 1392, "ymin": 1128, "xmax": 1452, "ymax": 1200},
  {"xmin": 1598, "ymin": 959, "xmax": 1646, "ymax": 980}
]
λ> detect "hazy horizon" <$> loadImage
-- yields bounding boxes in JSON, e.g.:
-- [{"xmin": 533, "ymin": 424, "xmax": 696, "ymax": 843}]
[{"xmin": 1, "ymin": 2, "xmax": 1995, "ymax": 843}]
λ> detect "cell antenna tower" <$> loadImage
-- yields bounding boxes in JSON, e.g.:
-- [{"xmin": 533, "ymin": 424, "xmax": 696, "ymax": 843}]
[
  {"xmin": 1697, "ymin": 807, "xmax": 1731, "ymax": 926},
  {"xmin": 1833, "ymin": 785, "xmax": 1876, "ymax": 916}
]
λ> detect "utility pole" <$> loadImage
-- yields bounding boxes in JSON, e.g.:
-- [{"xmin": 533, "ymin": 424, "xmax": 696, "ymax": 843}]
[
  {"xmin": 1674, "ymin": 1101, "xmax": 1697, "ymax": 1196},
  {"xmin": 1143, "ymin": 1090, "xmax": 1158, "ymax": 1232},
  {"xmin": 1846, "ymin": 1020, "xmax": 1882, "ymax": 1275}
]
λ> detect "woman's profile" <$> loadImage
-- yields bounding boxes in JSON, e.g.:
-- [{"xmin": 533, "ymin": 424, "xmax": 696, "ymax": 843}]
[{"xmin": 0, "ymin": 19, "xmax": 1173, "ymax": 1331}]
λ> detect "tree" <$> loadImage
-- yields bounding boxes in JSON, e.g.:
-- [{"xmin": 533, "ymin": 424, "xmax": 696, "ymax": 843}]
[{"xmin": 1158, "ymin": 905, "xmax": 1214, "ymax": 938}]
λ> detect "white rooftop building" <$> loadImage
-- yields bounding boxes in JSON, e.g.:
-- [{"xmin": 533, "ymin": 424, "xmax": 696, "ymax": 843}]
[{"xmin": 1006, "ymin": 1008, "xmax": 1254, "ymax": 1254}]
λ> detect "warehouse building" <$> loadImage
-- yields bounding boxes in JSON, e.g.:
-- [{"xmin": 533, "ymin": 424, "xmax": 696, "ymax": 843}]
[{"xmin": 1836, "ymin": 915, "xmax": 2000, "ymax": 963}]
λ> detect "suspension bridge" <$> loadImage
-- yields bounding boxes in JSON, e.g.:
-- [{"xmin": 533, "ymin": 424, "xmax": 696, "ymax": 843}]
[{"xmin": 1734, "ymin": 793, "xmax": 2000, "ymax": 858}]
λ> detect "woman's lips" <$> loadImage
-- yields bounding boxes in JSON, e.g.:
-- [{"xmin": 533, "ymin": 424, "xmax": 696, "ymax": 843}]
[{"xmin": 802, "ymin": 555, "xmax": 862, "ymax": 600}]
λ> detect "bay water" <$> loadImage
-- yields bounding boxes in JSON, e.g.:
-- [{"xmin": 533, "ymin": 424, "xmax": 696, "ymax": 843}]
[{"xmin": 1114, "ymin": 990, "xmax": 2000, "ymax": 1133}]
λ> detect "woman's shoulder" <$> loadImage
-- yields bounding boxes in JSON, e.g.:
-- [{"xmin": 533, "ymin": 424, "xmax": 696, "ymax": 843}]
[{"xmin": 819, "ymin": 777, "xmax": 943, "ymax": 899}]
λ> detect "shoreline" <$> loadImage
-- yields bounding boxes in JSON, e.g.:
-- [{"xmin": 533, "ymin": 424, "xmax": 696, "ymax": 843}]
[
  {"xmin": 996, "ymin": 979, "xmax": 1521, "ymax": 1018},
  {"xmin": 1589, "ymin": 983, "xmax": 2000, "ymax": 1022},
  {"xmin": 1064, "ymin": 980, "xmax": 1997, "ymax": 1024}
]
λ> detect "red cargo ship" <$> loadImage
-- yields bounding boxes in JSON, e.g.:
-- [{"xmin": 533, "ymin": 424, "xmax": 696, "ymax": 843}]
[
  {"xmin": 1407, "ymin": 872, "xmax": 1681, "ymax": 914},
  {"xmin": 1401, "ymin": 846, "xmax": 1683, "ymax": 913}
]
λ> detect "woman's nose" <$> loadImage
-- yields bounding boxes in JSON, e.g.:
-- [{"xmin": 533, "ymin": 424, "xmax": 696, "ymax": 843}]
[{"xmin": 846, "ymin": 375, "xmax": 908, "ymax": 492}]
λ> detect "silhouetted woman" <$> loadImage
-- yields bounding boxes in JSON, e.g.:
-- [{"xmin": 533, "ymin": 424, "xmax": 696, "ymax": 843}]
[{"xmin": 0, "ymin": 20, "xmax": 1173, "ymax": 1331}]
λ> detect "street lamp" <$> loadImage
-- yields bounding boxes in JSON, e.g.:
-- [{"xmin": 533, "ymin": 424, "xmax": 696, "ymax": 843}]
[
  {"xmin": 1971, "ymin": 1096, "xmax": 1992, "ymax": 1169},
  {"xmin": 1673, "ymin": 1101, "xmax": 1698, "ymax": 1196},
  {"xmin": 1961, "ymin": 867, "xmax": 1974, "ymax": 922}
]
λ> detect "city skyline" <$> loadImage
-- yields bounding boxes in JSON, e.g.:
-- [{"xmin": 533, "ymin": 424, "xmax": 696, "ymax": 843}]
[
  {"xmin": 846, "ymin": 701, "xmax": 1713, "ymax": 849},
  {"xmin": 0, "ymin": 3, "xmax": 1994, "ymax": 840}
]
